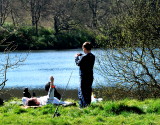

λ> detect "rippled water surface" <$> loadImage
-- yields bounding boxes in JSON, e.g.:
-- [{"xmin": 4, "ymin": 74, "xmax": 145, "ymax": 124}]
[{"xmin": 5, "ymin": 49, "xmax": 100, "ymax": 89}]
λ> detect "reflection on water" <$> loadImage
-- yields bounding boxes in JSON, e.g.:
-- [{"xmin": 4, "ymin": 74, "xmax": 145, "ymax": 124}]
[{"xmin": 5, "ymin": 49, "xmax": 100, "ymax": 89}]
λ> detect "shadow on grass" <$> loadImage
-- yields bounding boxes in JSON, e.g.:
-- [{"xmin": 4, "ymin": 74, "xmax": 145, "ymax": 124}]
[{"xmin": 112, "ymin": 105, "xmax": 144, "ymax": 115}]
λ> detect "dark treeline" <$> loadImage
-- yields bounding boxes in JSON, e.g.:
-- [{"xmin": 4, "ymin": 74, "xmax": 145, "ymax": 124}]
[
  {"xmin": 0, "ymin": 0, "xmax": 111, "ymax": 50},
  {"xmin": 0, "ymin": 0, "xmax": 160, "ymax": 50},
  {"xmin": 0, "ymin": 25, "xmax": 95, "ymax": 50}
]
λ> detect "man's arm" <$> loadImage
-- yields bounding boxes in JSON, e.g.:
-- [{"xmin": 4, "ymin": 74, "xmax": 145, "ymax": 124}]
[
  {"xmin": 75, "ymin": 54, "xmax": 85, "ymax": 66},
  {"xmin": 48, "ymin": 76, "xmax": 55, "ymax": 99}
]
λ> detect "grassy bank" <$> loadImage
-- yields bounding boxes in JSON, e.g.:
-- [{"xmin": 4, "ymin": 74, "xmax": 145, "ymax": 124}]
[{"xmin": 1, "ymin": 98, "xmax": 160, "ymax": 125}]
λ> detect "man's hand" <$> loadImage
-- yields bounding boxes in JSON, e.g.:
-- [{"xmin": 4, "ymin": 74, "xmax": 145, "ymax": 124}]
[{"xmin": 75, "ymin": 53, "xmax": 82, "ymax": 57}]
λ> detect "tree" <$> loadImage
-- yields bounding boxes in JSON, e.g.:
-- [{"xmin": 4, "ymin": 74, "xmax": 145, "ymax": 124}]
[
  {"xmin": 96, "ymin": 0, "xmax": 160, "ymax": 97},
  {"xmin": 0, "ymin": 26, "xmax": 27, "ymax": 90},
  {"xmin": 49, "ymin": 0, "xmax": 78, "ymax": 35},
  {"xmin": 0, "ymin": 0, "xmax": 10, "ymax": 26},
  {"xmin": 86, "ymin": 0, "xmax": 104, "ymax": 28},
  {"xmin": 9, "ymin": 0, "xmax": 25, "ymax": 26},
  {"xmin": 20, "ymin": 0, "xmax": 50, "ymax": 35}
]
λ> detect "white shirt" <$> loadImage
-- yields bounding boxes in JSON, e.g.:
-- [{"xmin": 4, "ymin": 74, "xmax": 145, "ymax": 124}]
[{"xmin": 22, "ymin": 88, "xmax": 71, "ymax": 106}]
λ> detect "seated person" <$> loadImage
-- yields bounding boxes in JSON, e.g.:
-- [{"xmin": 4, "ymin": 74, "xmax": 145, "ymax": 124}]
[
  {"xmin": 22, "ymin": 76, "xmax": 75, "ymax": 107},
  {"xmin": 23, "ymin": 88, "xmax": 31, "ymax": 98}
]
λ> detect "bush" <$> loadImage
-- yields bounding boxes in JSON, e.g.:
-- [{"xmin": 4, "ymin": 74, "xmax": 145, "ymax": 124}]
[
  {"xmin": 0, "ymin": 24, "xmax": 96, "ymax": 50},
  {"xmin": 54, "ymin": 29, "xmax": 95, "ymax": 49}
]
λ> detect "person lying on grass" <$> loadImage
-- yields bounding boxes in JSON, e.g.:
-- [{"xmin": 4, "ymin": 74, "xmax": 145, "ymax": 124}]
[{"xmin": 22, "ymin": 76, "xmax": 76, "ymax": 107}]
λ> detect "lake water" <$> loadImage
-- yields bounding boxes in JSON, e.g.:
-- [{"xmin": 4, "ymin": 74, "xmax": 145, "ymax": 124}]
[{"xmin": 4, "ymin": 49, "xmax": 101, "ymax": 89}]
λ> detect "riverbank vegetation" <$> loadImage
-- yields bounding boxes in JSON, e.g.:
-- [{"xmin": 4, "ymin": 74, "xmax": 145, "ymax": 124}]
[
  {"xmin": 1, "ymin": 98, "xmax": 160, "ymax": 125},
  {"xmin": 1, "ymin": 86, "xmax": 160, "ymax": 102},
  {"xmin": 0, "ymin": 24, "xmax": 95, "ymax": 50}
]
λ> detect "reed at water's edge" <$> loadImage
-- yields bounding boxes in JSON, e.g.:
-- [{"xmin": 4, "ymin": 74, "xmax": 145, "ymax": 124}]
[
  {"xmin": 0, "ymin": 88, "xmax": 78, "ymax": 101},
  {"xmin": 1, "ymin": 86, "xmax": 160, "ymax": 102}
]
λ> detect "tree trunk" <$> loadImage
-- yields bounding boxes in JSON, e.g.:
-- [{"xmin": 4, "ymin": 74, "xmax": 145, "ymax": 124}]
[{"xmin": 54, "ymin": 16, "xmax": 59, "ymax": 35}]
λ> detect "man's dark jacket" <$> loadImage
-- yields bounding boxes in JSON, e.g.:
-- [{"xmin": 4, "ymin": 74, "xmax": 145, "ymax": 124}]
[{"xmin": 75, "ymin": 53, "xmax": 95, "ymax": 79}]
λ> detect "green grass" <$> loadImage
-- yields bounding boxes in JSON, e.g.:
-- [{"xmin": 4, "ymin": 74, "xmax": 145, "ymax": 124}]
[{"xmin": 1, "ymin": 98, "xmax": 160, "ymax": 125}]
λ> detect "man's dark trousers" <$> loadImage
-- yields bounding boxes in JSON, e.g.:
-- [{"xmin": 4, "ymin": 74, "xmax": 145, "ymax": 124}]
[{"xmin": 78, "ymin": 76, "xmax": 93, "ymax": 108}]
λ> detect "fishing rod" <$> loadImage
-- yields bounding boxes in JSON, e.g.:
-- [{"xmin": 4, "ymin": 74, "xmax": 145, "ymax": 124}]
[{"xmin": 53, "ymin": 71, "xmax": 73, "ymax": 118}]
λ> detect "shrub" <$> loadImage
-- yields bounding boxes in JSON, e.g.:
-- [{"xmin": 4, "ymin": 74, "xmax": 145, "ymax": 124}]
[{"xmin": 0, "ymin": 24, "xmax": 96, "ymax": 50}]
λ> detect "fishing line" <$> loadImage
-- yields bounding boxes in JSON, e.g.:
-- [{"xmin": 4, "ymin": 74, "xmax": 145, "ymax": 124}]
[{"xmin": 53, "ymin": 70, "xmax": 73, "ymax": 118}]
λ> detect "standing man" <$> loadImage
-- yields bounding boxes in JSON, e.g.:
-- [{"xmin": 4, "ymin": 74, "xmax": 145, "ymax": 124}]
[{"xmin": 75, "ymin": 42, "xmax": 95, "ymax": 108}]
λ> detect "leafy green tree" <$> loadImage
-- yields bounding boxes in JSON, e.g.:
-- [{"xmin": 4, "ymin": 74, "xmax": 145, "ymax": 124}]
[{"xmin": 96, "ymin": 0, "xmax": 160, "ymax": 95}]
